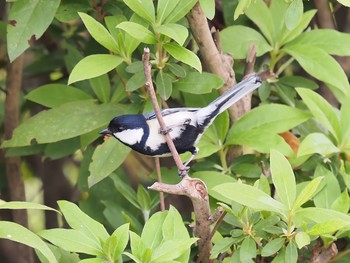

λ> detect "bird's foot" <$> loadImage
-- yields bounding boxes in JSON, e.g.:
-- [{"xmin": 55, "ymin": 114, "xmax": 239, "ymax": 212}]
[
  {"xmin": 159, "ymin": 127, "xmax": 172, "ymax": 135},
  {"xmin": 178, "ymin": 166, "xmax": 190, "ymax": 178}
]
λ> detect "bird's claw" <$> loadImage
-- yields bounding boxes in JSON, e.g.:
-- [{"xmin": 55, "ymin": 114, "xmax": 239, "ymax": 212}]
[
  {"xmin": 178, "ymin": 166, "xmax": 190, "ymax": 177},
  {"xmin": 159, "ymin": 127, "xmax": 172, "ymax": 135}
]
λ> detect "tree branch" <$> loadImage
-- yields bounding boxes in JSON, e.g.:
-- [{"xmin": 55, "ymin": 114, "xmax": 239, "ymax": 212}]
[
  {"xmin": 4, "ymin": 55, "xmax": 34, "ymax": 262},
  {"xmin": 187, "ymin": 3, "xmax": 237, "ymax": 120},
  {"xmin": 142, "ymin": 48, "xmax": 212, "ymax": 262}
]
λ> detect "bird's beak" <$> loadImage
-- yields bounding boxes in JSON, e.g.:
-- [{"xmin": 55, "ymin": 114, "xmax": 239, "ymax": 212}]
[{"xmin": 99, "ymin": 128, "xmax": 111, "ymax": 135}]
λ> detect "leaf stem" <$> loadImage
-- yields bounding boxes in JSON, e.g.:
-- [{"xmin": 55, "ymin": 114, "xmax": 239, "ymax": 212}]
[
  {"xmin": 219, "ymin": 148, "xmax": 229, "ymax": 173},
  {"xmin": 276, "ymin": 57, "xmax": 295, "ymax": 77}
]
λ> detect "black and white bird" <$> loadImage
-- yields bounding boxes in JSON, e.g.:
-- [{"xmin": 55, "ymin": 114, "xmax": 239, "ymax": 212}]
[{"xmin": 100, "ymin": 74, "xmax": 262, "ymax": 170}]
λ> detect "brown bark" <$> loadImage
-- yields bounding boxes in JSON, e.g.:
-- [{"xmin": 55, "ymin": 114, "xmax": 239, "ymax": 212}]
[{"xmin": 3, "ymin": 56, "xmax": 34, "ymax": 262}]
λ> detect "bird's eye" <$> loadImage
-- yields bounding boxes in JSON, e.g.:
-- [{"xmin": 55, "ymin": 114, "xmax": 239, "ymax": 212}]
[{"xmin": 117, "ymin": 126, "xmax": 124, "ymax": 132}]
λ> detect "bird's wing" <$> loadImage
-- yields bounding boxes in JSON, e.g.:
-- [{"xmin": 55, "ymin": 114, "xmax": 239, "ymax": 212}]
[{"xmin": 144, "ymin": 107, "xmax": 199, "ymax": 121}]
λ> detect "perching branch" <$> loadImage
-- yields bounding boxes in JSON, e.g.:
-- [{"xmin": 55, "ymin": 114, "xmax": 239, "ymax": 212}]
[
  {"xmin": 142, "ymin": 48, "xmax": 186, "ymax": 174},
  {"xmin": 142, "ymin": 48, "xmax": 212, "ymax": 263}
]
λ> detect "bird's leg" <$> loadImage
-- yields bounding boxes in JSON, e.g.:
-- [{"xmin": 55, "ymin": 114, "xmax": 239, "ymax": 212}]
[{"xmin": 178, "ymin": 147, "xmax": 199, "ymax": 177}]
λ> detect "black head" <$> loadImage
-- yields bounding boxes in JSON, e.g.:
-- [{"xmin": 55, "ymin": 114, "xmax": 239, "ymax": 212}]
[{"xmin": 99, "ymin": 114, "xmax": 147, "ymax": 136}]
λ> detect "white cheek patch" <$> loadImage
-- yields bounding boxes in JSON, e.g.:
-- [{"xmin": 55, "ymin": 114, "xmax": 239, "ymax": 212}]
[{"xmin": 114, "ymin": 128, "xmax": 143, "ymax": 145}]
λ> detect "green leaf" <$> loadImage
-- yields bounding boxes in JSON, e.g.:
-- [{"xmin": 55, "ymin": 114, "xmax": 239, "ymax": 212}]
[
  {"xmin": 162, "ymin": 207, "xmax": 192, "ymax": 262},
  {"xmin": 123, "ymin": 14, "xmax": 145, "ymax": 56},
  {"xmin": 240, "ymin": 237, "xmax": 256, "ymax": 262},
  {"xmin": 117, "ymin": 22, "xmax": 156, "ymax": 44},
  {"xmin": 285, "ymin": 46, "xmax": 349, "ymax": 101},
  {"xmin": 39, "ymin": 229, "xmax": 103, "ymax": 255},
  {"xmin": 68, "ymin": 54, "xmax": 123, "ymax": 84},
  {"xmin": 292, "ymin": 177, "xmax": 324, "ymax": 210},
  {"xmin": 156, "ymin": 70, "xmax": 172, "ymax": 100},
  {"xmin": 7, "ymin": 0, "xmax": 61, "ymax": 62},
  {"xmin": 5, "ymin": 144, "xmax": 46, "ymax": 157},
  {"xmin": 331, "ymin": 190, "xmax": 350, "ymax": 214},
  {"xmin": 156, "ymin": 0, "xmax": 179, "ymax": 23},
  {"xmin": 289, "ymin": 29, "xmax": 350, "ymax": 56},
  {"xmin": 279, "ymin": 10, "xmax": 317, "ymax": 45},
  {"xmin": 157, "ymin": 24, "xmax": 188, "ymax": 46},
  {"xmin": 126, "ymin": 71, "xmax": 146, "ymax": 92},
  {"xmin": 228, "ymin": 129, "xmax": 294, "ymax": 156},
  {"xmin": 227, "ymin": 104, "xmax": 311, "ymax": 155},
  {"xmin": 164, "ymin": 43, "xmax": 202, "ymax": 72},
  {"xmin": 285, "ymin": 0, "xmax": 303, "ymax": 30},
  {"xmin": 210, "ymin": 238, "xmax": 234, "ymax": 259},
  {"xmin": 278, "ymin": 75, "xmax": 318, "ymax": 90},
  {"xmin": 297, "ymin": 133, "xmax": 339, "ymax": 158},
  {"xmin": 26, "ymin": 84, "xmax": 93, "ymax": 108},
  {"xmin": 58, "ymin": 200, "xmax": 109, "ymax": 244},
  {"xmin": 111, "ymin": 175, "xmax": 140, "ymax": 209},
  {"xmin": 313, "ymin": 166, "xmax": 341, "ymax": 209},
  {"xmin": 0, "ymin": 221, "xmax": 57, "ymax": 263},
  {"xmin": 193, "ymin": 171, "xmax": 236, "ymax": 194},
  {"xmin": 88, "ymin": 138, "xmax": 131, "ymax": 187},
  {"xmin": 339, "ymin": 94, "xmax": 350, "ymax": 154},
  {"xmin": 124, "ymin": 0, "xmax": 155, "ymax": 24},
  {"xmin": 164, "ymin": 0, "xmax": 198, "ymax": 23},
  {"xmin": 297, "ymin": 88, "xmax": 341, "ymax": 140},
  {"xmin": 173, "ymin": 72, "xmax": 223, "ymax": 94},
  {"xmin": 338, "ymin": 0, "xmax": 350, "ymax": 7},
  {"xmin": 308, "ymin": 220, "xmax": 349, "ymax": 235},
  {"xmin": 269, "ymin": 0, "xmax": 289, "ymax": 38},
  {"xmin": 55, "ymin": 0, "xmax": 90, "ymax": 22},
  {"xmin": 2, "ymin": 102, "xmax": 130, "ymax": 148},
  {"xmin": 141, "ymin": 211, "xmax": 167, "ymax": 250},
  {"xmin": 285, "ymin": 242, "xmax": 298, "ymax": 263},
  {"xmin": 127, "ymin": 231, "xmax": 145, "ymax": 261},
  {"xmin": 261, "ymin": 238, "xmax": 285, "ymax": 257},
  {"xmin": 295, "ymin": 232, "xmax": 310, "ymax": 249},
  {"xmin": 212, "ymin": 183, "xmax": 286, "ymax": 215},
  {"xmin": 162, "ymin": 206, "xmax": 190, "ymax": 240},
  {"xmin": 151, "ymin": 238, "xmax": 197, "ymax": 262},
  {"xmin": 78, "ymin": 12, "xmax": 119, "ymax": 53},
  {"xmin": 296, "ymin": 207, "xmax": 350, "ymax": 224},
  {"xmin": 89, "ymin": 74, "xmax": 111, "ymax": 103},
  {"xmin": 167, "ymin": 63, "xmax": 186, "ymax": 78},
  {"xmin": 0, "ymin": 200, "xmax": 59, "ymax": 213},
  {"xmin": 103, "ymin": 224, "xmax": 129, "ymax": 261},
  {"xmin": 220, "ymin": 25, "xmax": 272, "ymax": 59},
  {"xmin": 228, "ymin": 104, "xmax": 311, "ymax": 140},
  {"xmin": 270, "ymin": 150, "xmax": 296, "ymax": 210},
  {"xmin": 234, "ymin": 0, "xmax": 252, "ymax": 20},
  {"xmin": 244, "ymin": 0, "xmax": 275, "ymax": 45},
  {"xmin": 199, "ymin": 0, "xmax": 215, "ymax": 20},
  {"xmin": 137, "ymin": 185, "xmax": 151, "ymax": 212}
]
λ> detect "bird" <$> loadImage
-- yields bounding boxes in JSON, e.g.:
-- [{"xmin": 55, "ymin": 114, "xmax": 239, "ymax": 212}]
[{"xmin": 100, "ymin": 74, "xmax": 262, "ymax": 173}]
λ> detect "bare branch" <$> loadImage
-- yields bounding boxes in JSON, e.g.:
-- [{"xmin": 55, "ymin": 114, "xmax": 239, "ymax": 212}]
[
  {"xmin": 154, "ymin": 157, "xmax": 165, "ymax": 211},
  {"xmin": 142, "ymin": 48, "xmax": 186, "ymax": 174},
  {"xmin": 143, "ymin": 48, "xmax": 212, "ymax": 262}
]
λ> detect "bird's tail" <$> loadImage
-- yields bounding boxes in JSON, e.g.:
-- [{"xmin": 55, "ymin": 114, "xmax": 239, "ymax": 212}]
[{"xmin": 196, "ymin": 74, "xmax": 262, "ymax": 128}]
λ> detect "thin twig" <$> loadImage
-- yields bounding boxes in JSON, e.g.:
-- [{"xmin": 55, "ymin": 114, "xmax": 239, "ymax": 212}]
[
  {"xmin": 142, "ymin": 48, "xmax": 186, "ymax": 174},
  {"xmin": 155, "ymin": 157, "xmax": 165, "ymax": 211}
]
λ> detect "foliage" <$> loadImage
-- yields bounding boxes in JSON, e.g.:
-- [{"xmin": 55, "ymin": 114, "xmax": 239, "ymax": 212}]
[{"xmin": 2, "ymin": 0, "xmax": 350, "ymax": 262}]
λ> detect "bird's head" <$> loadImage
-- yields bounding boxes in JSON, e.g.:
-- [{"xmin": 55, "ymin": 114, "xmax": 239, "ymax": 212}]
[{"xmin": 99, "ymin": 115, "xmax": 146, "ymax": 146}]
